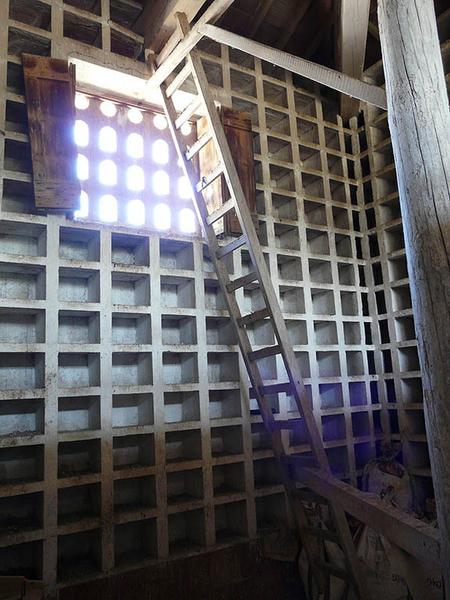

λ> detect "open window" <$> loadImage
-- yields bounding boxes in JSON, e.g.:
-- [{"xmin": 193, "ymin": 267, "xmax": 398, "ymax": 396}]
[{"xmin": 23, "ymin": 55, "xmax": 256, "ymax": 236}]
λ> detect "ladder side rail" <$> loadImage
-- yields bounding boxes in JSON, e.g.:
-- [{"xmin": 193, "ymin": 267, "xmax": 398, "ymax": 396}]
[
  {"xmin": 183, "ymin": 47, "xmax": 372, "ymax": 600},
  {"xmin": 158, "ymin": 57, "xmax": 331, "ymax": 596},
  {"xmin": 157, "ymin": 17, "xmax": 371, "ymax": 596},
  {"xmin": 186, "ymin": 47, "xmax": 329, "ymax": 471}
]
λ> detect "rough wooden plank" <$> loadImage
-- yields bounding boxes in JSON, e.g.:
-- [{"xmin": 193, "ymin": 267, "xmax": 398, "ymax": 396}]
[
  {"xmin": 336, "ymin": 0, "xmax": 371, "ymax": 120},
  {"xmin": 138, "ymin": 0, "xmax": 207, "ymax": 53},
  {"xmin": 199, "ymin": 24, "xmax": 387, "ymax": 110},
  {"xmin": 22, "ymin": 54, "xmax": 80, "ymax": 210},
  {"xmin": 297, "ymin": 466, "xmax": 441, "ymax": 568},
  {"xmin": 154, "ymin": 0, "xmax": 235, "ymax": 70},
  {"xmin": 378, "ymin": 0, "xmax": 450, "ymax": 593}
]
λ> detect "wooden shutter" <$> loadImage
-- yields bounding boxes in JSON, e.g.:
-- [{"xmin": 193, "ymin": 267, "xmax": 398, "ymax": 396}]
[
  {"xmin": 22, "ymin": 54, "xmax": 80, "ymax": 210},
  {"xmin": 197, "ymin": 107, "xmax": 257, "ymax": 236}
]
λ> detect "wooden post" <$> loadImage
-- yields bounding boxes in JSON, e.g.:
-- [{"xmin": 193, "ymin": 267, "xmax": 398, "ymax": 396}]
[{"xmin": 377, "ymin": 0, "xmax": 450, "ymax": 592}]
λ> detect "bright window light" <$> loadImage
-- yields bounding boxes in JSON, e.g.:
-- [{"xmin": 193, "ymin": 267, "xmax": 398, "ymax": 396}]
[
  {"xmin": 152, "ymin": 139, "xmax": 169, "ymax": 165},
  {"xmin": 154, "ymin": 203, "xmax": 171, "ymax": 230},
  {"xmin": 179, "ymin": 208, "xmax": 196, "ymax": 233},
  {"xmin": 126, "ymin": 132, "xmax": 144, "ymax": 159},
  {"xmin": 128, "ymin": 107, "xmax": 143, "ymax": 124},
  {"xmin": 153, "ymin": 114, "xmax": 167, "ymax": 130},
  {"xmin": 76, "ymin": 154, "xmax": 89, "ymax": 180},
  {"xmin": 98, "ymin": 126, "xmax": 117, "ymax": 153},
  {"xmin": 74, "ymin": 191, "xmax": 89, "ymax": 219},
  {"xmin": 127, "ymin": 165, "xmax": 145, "ymax": 191},
  {"xmin": 178, "ymin": 175, "xmax": 192, "ymax": 199},
  {"xmin": 127, "ymin": 199, "xmax": 145, "ymax": 226},
  {"xmin": 99, "ymin": 194, "xmax": 118, "ymax": 222},
  {"xmin": 74, "ymin": 120, "xmax": 89, "ymax": 147},
  {"xmin": 99, "ymin": 159, "xmax": 117, "ymax": 185},
  {"xmin": 153, "ymin": 170, "xmax": 169, "ymax": 195},
  {"xmin": 100, "ymin": 100, "xmax": 117, "ymax": 117},
  {"xmin": 75, "ymin": 93, "xmax": 89, "ymax": 110},
  {"xmin": 180, "ymin": 122, "xmax": 192, "ymax": 136}
]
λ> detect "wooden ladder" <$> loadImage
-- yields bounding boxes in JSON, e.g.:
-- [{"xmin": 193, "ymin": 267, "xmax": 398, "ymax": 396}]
[{"xmin": 156, "ymin": 14, "xmax": 370, "ymax": 600}]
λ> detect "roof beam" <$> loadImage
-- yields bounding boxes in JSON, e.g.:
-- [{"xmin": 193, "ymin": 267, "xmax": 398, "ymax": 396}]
[
  {"xmin": 136, "ymin": 0, "xmax": 209, "ymax": 54},
  {"xmin": 155, "ymin": 0, "xmax": 234, "ymax": 69},
  {"xmin": 336, "ymin": 0, "xmax": 371, "ymax": 120},
  {"xmin": 198, "ymin": 24, "xmax": 387, "ymax": 109}
]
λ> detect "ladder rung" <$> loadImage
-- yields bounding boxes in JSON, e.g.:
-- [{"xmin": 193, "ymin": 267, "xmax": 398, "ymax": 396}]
[
  {"xmin": 238, "ymin": 307, "xmax": 270, "ymax": 327},
  {"xmin": 303, "ymin": 527, "xmax": 339, "ymax": 543},
  {"xmin": 249, "ymin": 382, "xmax": 293, "ymax": 398},
  {"xmin": 315, "ymin": 560, "xmax": 349, "ymax": 581},
  {"xmin": 283, "ymin": 454, "xmax": 317, "ymax": 469},
  {"xmin": 206, "ymin": 198, "xmax": 235, "ymax": 225},
  {"xmin": 227, "ymin": 272, "xmax": 258, "ymax": 292},
  {"xmin": 271, "ymin": 418, "xmax": 302, "ymax": 430},
  {"xmin": 175, "ymin": 96, "xmax": 202, "ymax": 130},
  {"xmin": 186, "ymin": 131, "xmax": 212, "ymax": 160},
  {"xmin": 216, "ymin": 235, "xmax": 247, "ymax": 259},
  {"xmin": 166, "ymin": 63, "xmax": 191, "ymax": 98},
  {"xmin": 248, "ymin": 344, "xmax": 282, "ymax": 361},
  {"xmin": 196, "ymin": 163, "xmax": 223, "ymax": 192}
]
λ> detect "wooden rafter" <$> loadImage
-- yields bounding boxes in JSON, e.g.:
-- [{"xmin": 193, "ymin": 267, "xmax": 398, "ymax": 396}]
[
  {"xmin": 197, "ymin": 24, "xmax": 387, "ymax": 109},
  {"xmin": 137, "ymin": 0, "xmax": 209, "ymax": 53},
  {"xmin": 336, "ymin": 0, "xmax": 371, "ymax": 120},
  {"xmin": 155, "ymin": 0, "xmax": 234, "ymax": 68}
]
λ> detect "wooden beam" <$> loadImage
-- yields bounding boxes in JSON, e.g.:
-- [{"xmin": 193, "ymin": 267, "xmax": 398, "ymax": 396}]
[
  {"xmin": 199, "ymin": 24, "xmax": 387, "ymax": 109},
  {"xmin": 336, "ymin": 0, "xmax": 371, "ymax": 120},
  {"xmin": 378, "ymin": 0, "xmax": 450, "ymax": 594},
  {"xmin": 138, "ymin": 0, "xmax": 208, "ymax": 53},
  {"xmin": 156, "ymin": 0, "xmax": 234, "ymax": 68},
  {"xmin": 146, "ymin": 0, "xmax": 235, "ymax": 89},
  {"xmin": 297, "ymin": 467, "xmax": 441, "ymax": 567}
]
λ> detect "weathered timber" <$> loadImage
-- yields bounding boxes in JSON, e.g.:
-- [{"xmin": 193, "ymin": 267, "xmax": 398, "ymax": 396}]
[{"xmin": 378, "ymin": 0, "xmax": 450, "ymax": 594}]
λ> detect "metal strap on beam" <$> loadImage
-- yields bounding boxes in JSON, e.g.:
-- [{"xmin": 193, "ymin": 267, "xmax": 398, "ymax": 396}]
[{"xmin": 198, "ymin": 24, "xmax": 387, "ymax": 110}]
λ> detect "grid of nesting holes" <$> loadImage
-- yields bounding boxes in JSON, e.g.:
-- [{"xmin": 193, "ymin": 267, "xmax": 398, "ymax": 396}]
[{"xmin": 74, "ymin": 93, "xmax": 198, "ymax": 234}]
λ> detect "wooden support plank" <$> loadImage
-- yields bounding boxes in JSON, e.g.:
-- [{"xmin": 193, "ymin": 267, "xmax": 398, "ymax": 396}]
[
  {"xmin": 296, "ymin": 467, "xmax": 441, "ymax": 567},
  {"xmin": 248, "ymin": 344, "xmax": 282, "ymax": 361},
  {"xmin": 378, "ymin": 0, "xmax": 450, "ymax": 592},
  {"xmin": 216, "ymin": 234, "xmax": 247, "ymax": 258},
  {"xmin": 165, "ymin": 62, "xmax": 192, "ymax": 97},
  {"xmin": 237, "ymin": 308, "xmax": 270, "ymax": 327},
  {"xmin": 198, "ymin": 24, "xmax": 387, "ymax": 110},
  {"xmin": 154, "ymin": 0, "xmax": 235, "ymax": 69},
  {"xmin": 196, "ymin": 162, "xmax": 223, "ymax": 191},
  {"xmin": 249, "ymin": 382, "xmax": 292, "ymax": 397},
  {"xmin": 186, "ymin": 130, "xmax": 212, "ymax": 160},
  {"xmin": 336, "ymin": 0, "xmax": 371, "ymax": 120},
  {"xmin": 138, "ymin": 0, "xmax": 208, "ymax": 53},
  {"xmin": 174, "ymin": 95, "xmax": 201, "ymax": 129},
  {"xmin": 206, "ymin": 197, "xmax": 235, "ymax": 225},
  {"xmin": 226, "ymin": 272, "xmax": 258, "ymax": 292}
]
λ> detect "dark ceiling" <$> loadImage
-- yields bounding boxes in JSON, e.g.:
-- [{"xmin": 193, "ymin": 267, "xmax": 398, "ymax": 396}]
[{"xmin": 130, "ymin": 0, "xmax": 448, "ymax": 72}]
